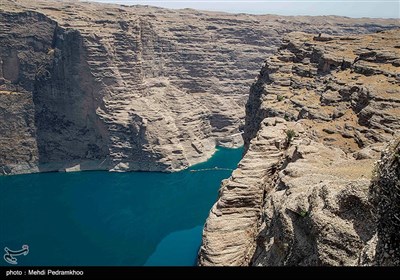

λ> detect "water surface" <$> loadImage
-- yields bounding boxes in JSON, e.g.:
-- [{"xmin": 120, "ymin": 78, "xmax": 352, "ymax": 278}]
[{"xmin": 0, "ymin": 147, "xmax": 243, "ymax": 266}]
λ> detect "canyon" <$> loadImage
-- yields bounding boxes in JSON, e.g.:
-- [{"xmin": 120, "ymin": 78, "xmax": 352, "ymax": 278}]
[
  {"xmin": 1, "ymin": 0, "xmax": 399, "ymax": 174},
  {"xmin": 0, "ymin": 0, "xmax": 399, "ymax": 267}
]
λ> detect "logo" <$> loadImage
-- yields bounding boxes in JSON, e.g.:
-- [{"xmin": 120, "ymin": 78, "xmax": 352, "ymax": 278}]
[{"xmin": 3, "ymin": 245, "xmax": 29, "ymax": 265}]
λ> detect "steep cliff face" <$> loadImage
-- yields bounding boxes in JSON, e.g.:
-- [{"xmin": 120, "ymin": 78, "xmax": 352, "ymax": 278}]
[
  {"xmin": 370, "ymin": 138, "xmax": 400, "ymax": 266},
  {"xmin": 1, "ymin": 0, "xmax": 399, "ymax": 174},
  {"xmin": 199, "ymin": 30, "xmax": 399, "ymax": 266},
  {"xmin": 0, "ymin": 11, "xmax": 109, "ymax": 174}
]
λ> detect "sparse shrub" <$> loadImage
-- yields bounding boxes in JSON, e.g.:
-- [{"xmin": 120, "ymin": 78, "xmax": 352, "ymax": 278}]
[
  {"xmin": 299, "ymin": 210, "xmax": 308, "ymax": 217},
  {"xmin": 284, "ymin": 113, "xmax": 290, "ymax": 121},
  {"xmin": 286, "ymin": 129, "xmax": 296, "ymax": 145},
  {"xmin": 288, "ymin": 207, "xmax": 309, "ymax": 217},
  {"xmin": 277, "ymin": 94, "xmax": 285, "ymax": 102}
]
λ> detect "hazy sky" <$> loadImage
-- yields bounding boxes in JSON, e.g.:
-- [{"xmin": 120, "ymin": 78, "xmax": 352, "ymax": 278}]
[{"xmin": 86, "ymin": 0, "xmax": 400, "ymax": 18}]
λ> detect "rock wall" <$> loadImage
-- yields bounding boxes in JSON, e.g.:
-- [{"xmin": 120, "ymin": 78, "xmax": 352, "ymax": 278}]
[
  {"xmin": 1, "ymin": 0, "xmax": 399, "ymax": 174},
  {"xmin": 199, "ymin": 29, "xmax": 400, "ymax": 266},
  {"xmin": 370, "ymin": 138, "xmax": 400, "ymax": 266},
  {"xmin": 0, "ymin": 11, "xmax": 109, "ymax": 174}
]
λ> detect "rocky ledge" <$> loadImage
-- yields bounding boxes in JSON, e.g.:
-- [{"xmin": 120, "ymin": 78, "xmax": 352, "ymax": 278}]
[
  {"xmin": 199, "ymin": 29, "xmax": 400, "ymax": 266},
  {"xmin": 1, "ymin": 0, "xmax": 399, "ymax": 175}
]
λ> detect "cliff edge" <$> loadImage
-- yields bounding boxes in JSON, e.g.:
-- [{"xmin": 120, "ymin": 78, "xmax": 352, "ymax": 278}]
[
  {"xmin": 370, "ymin": 138, "xmax": 400, "ymax": 266},
  {"xmin": 199, "ymin": 29, "xmax": 400, "ymax": 266}
]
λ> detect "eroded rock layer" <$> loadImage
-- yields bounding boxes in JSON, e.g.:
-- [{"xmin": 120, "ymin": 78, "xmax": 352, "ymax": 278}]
[
  {"xmin": 1, "ymin": 0, "xmax": 399, "ymax": 174},
  {"xmin": 199, "ymin": 30, "xmax": 400, "ymax": 266}
]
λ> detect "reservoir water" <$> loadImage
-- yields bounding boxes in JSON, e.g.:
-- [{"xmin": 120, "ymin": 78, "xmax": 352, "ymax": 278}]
[{"xmin": 0, "ymin": 147, "xmax": 243, "ymax": 266}]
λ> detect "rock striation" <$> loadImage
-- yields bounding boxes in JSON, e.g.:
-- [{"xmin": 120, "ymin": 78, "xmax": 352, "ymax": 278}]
[
  {"xmin": 199, "ymin": 29, "xmax": 400, "ymax": 266},
  {"xmin": 1, "ymin": 0, "xmax": 399, "ymax": 174}
]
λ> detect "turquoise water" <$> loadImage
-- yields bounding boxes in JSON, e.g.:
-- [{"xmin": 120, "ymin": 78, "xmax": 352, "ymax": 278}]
[{"xmin": 0, "ymin": 147, "xmax": 243, "ymax": 266}]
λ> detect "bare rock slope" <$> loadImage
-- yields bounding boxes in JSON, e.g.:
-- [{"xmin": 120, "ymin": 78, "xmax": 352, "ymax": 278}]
[
  {"xmin": 1, "ymin": 0, "xmax": 399, "ymax": 174},
  {"xmin": 199, "ymin": 30, "xmax": 400, "ymax": 266}
]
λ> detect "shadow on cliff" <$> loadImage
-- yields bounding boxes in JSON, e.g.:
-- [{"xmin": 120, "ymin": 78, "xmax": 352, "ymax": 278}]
[{"xmin": 32, "ymin": 24, "xmax": 108, "ymax": 171}]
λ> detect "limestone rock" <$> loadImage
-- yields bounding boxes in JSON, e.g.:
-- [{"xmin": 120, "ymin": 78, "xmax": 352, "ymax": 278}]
[
  {"xmin": 1, "ymin": 0, "xmax": 399, "ymax": 174},
  {"xmin": 199, "ymin": 118, "xmax": 288, "ymax": 265},
  {"xmin": 200, "ymin": 30, "xmax": 400, "ymax": 266},
  {"xmin": 370, "ymin": 137, "xmax": 400, "ymax": 266},
  {"xmin": 252, "ymin": 139, "xmax": 376, "ymax": 266}
]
